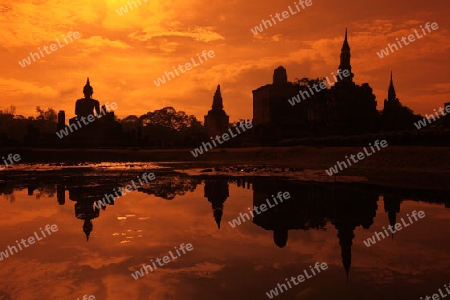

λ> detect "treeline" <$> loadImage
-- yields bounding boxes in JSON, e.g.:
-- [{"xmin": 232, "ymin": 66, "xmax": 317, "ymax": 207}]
[{"xmin": 0, "ymin": 106, "xmax": 208, "ymax": 148}]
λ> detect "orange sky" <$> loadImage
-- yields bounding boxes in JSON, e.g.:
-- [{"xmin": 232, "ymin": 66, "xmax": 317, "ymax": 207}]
[{"xmin": 1, "ymin": 0, "xmax": 449, "ymax": 123}]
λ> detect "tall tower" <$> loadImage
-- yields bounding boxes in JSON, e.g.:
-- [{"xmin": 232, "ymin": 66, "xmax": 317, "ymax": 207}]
[
  {"xmin": 338, "ymin": 28, "xmax": 354, "ymax": 82},
  {"xmin": 212, "ymin": 84, "xmax": 224, "ymax": 110},
  {"xmin": 388, "ymin": 71, "xmax": 397, "ymax": 102},
  {"xmin": 383, "ymin": 71, "xmax": 400, "ymax": 112},
  {"xmin": 57, "ymin": 110, "xmax": 65, "ymax": 131},
  {"xmin": 204, "ymin": 85, "xmax": 229, "ymax": 138}
]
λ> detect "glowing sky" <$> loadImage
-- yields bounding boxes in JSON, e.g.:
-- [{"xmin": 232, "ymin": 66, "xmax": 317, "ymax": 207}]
[{"xmin": 1, "ymin": 0, "xmax": 449, "ymax": 122}]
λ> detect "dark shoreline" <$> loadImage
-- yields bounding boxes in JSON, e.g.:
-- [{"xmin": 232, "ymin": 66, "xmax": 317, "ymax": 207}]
[{"xmin": 0, "ymin": 146, "xmax": 449, "ymax": 191}]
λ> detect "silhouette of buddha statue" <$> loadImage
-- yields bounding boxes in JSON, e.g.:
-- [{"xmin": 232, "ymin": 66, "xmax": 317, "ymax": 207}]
[{"xmin": 75, "ymin": 78, "xmax": 100, "ymax": 118}]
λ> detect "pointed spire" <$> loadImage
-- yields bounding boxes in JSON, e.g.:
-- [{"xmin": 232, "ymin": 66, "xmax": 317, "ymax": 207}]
[
  {"xmin": 204, "ymin": 180, "xmax": 229, "ymax": 230},
  {"xmin": 214, "ymin": 209, "xmax": 222, "ymax": 229},
  {"xmin": 338, "ymin": 28, "xmax": 353, "ymax": 83},
  {"xmin": 341, "ymin": 28, "xmax": 350, "ymax": 51},
  {"xmin": 215, "ymin": 84, "xmax": 220, "ymax": 96},
  {"xmin": 212, "ymin": 84, "xmax": 223, "ymax": 110},
  {"xmin": 388, "ymin": 71, "xmax": 396, "ymax": 102},
  {"xmin": 83, "ymin": 219, "xmax": 93, "ymax": 242}
]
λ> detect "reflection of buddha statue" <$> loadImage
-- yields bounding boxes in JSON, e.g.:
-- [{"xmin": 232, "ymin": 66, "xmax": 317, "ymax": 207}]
[
  {"xmin": 75, "ymin": 78, "xmax": 100, "ymax": 117},
  {"xmin": 75, "ymin": 201, "xmax": 100, "ymax": 241}
]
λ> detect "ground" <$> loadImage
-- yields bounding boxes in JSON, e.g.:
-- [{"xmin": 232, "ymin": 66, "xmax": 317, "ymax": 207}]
[{"xmin": 2, "ymin": 146, "xmax": 449, "ymax": 191}]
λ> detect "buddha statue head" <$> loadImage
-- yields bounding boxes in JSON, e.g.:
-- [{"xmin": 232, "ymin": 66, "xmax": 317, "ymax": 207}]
[{"xmin": 83, "ymin": 78, "xmax": 94, "ymax": 98}]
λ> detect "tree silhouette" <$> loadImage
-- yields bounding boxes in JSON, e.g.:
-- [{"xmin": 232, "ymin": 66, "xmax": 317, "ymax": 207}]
[
  {"xmin": 36, "ymin": 106, "xmax": 57, "ymax": 122},
  {"xmin": 137, "ymin": 107, "xmax": 205, "ymax": 147}
]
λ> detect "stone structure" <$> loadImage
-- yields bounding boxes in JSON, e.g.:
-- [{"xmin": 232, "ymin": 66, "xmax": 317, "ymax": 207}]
[
  {"xmin": 382, "ymin": 72, "xmax": 421, "ymax": 130},
  {"xmin": 58, "ymin": 78, "xmax": 122, "ymax": 146},
  {"xmin": 444, "ymin": 102, "xmax": 450, "ymax": 127},
  {"xmin": 57, "ymin": 110, "xmax": 65, "ymax": 131},
  {"xmin": 326, "ymin": 29, "xmax": 377, "ymax": 134},
  {"xmin": 251, "ymin": 29, "xmax": 379, "ymax": 141},
  {"xmin": 204, "ymin": 85, "xmax": 229, "ymax": 138},
  {"xmin": 382, "ymin": 71, "xmax": 402, "ymax": 130},
  {"xmin": 252, "ymin": 67, "xmax": 300, "ymax": 127},
  {"xmin": 75, "ymin": 78, "xmax": 100, "ymax": 118}
]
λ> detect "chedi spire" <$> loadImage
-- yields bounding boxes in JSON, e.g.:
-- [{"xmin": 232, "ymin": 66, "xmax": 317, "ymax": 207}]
[{"xmin": 212, "ymin": 84, "xmax": 223, "ymax": 110}]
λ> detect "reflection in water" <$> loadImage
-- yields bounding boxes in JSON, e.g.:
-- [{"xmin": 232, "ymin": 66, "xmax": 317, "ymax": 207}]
[
  {"xmin": 384, "ymin": 195, "xmax": 401, "ymax": 239},
  {"xmin": 249, "ymin": 178, "xmax": 378, "ymax": 282},
  {"xmin": 204, "ymin": 179, "xmax": 229, "ymax": 229},
  {"xmin": 1, "ymin": 174, "xmax": 450, "ymax": 291},
  {"xmin": 67, "ymin": 183, "xmax": 122, "ymax": 241},
  {"xmin": 138, "ymin": 176, "xmax": 200, "ymax": 200},
  {"xmin": 51, "ymin": 175, "xmax": 200, "ymax": 239}
]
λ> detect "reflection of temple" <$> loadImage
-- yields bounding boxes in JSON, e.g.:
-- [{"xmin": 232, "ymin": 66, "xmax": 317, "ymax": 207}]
[
  {"xmin": 204, "ymin": 85, "xmax": 229, "ymax": 138},
  {"xmin": 329, "ymin": 188, "xmax": 378, "ymax": 282},
  {"xmin": 383, "ymin": 194, "xmax": 402, "ymax": 238},
  {"xmin": 204, "ymin": 179, "xmax": 229, "ymax": 229},
  {"xmin": 55, "ymin": 182, "xmax": 122, "ymax": 240},
  {"xmin": 252, "ymin": 179, "xmax": 328, "ymax": 248},
  {"xmin": 251, "ymin": 178, "xmax": 378, "ymax": 282},
  {"xmin": 57, "ymin": 184, "xmax": 65, "ymax": 205},
  {"xmin": 75, "ymin": 201, "xmax": 100, "ymax": 241},
  {"xmin": 69, "ymin": 184, "xmax": 122, "ymax": 240}
]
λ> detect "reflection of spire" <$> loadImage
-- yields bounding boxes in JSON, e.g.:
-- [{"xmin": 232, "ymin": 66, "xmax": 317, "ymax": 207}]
[
  {"xmin": 335, "ymin": 223, "xmax": 355, "ymax": 283},
  {"xmin": 57, "ymin": 184, "xmax": 65, "ymax": 205},
  {"xmin": 204, "ymin": 180, "xmax": 229, "ymax": 229},
  {"xmin": 28, "ymin": 185, "xmax": 35, "ymax": 196},
  {"xmin": 273, "ymin": 228, "xmax": 288, "ymax": 248},
  {"xmin": 83, "ymin": 219, "xmax": 93, "ymax": 241},
  {"xmin": 383, "ymin": 195, "xmax": 401, "ymax": 240}
]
